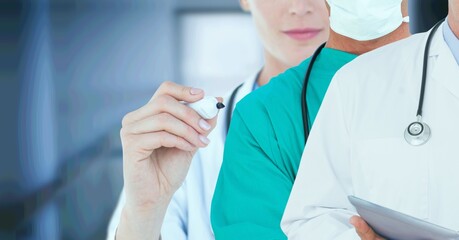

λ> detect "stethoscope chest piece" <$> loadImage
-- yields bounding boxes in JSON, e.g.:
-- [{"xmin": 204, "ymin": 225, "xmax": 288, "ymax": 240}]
[{"xmin": 404, "ymin": 118, "xmax": 431, "ymax": 146}]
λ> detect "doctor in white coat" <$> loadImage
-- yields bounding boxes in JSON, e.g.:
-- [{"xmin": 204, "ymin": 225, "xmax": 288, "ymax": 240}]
[
  {"xmin": 281, "ymin": 1, "xmax": 459, "ymax": 239},
  {"xmin": 108, "ymin": 0, "xmax": 329, "ymax": 239}
]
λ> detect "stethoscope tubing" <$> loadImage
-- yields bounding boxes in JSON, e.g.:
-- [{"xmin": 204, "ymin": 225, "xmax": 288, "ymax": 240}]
[{"xmin": 301, "ymin": 19, "xmax": 445, "ymax": 146}]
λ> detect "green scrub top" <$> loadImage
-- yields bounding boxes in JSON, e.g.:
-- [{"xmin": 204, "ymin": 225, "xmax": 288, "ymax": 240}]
[{"xmin": 211, "ymin": 48, "xmax": 357, "ymax": 239}]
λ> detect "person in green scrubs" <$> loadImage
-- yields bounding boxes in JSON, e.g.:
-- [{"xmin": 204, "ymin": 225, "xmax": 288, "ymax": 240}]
[{"xmin": 211, "ymin": 1, "xmax": 411, "ymax": 239}]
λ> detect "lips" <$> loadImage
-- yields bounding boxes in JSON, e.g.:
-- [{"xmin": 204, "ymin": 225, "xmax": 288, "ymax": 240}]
[{"xmin": 283, "ymin": 28, "xmax": 322, "ymax": 41}]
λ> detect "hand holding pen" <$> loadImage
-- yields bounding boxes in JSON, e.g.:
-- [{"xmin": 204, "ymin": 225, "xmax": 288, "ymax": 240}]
[{"xmin": 116, "ymin": 81, "xmax": 224, "ymax": 240}]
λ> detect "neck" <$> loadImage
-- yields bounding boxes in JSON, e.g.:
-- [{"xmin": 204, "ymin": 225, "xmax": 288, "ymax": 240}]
[
  {"xmin": 257, "ymin": 50, "xmax": 289, "ymax": 86},
  {"xmin": 325, "ymin": 23, "xmax": 411, "ymax": 55},
  {"xmin": 448, "ymin": 12, "xmax": 459, "ymax": 39}
]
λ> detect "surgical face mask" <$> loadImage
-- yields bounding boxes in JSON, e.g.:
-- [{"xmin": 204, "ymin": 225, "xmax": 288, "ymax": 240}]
[{"xmin": 326, "ymin": 0, "xmax": 409, "ymax": 41}]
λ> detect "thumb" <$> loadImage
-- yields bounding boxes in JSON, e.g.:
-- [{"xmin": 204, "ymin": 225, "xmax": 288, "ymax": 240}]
[{"xmin": 350, "ymin": 216, "xmax": 383, "ymax": 240}]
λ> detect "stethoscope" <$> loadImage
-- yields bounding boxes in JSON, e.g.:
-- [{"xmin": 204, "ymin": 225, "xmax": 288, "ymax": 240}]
[
  {"xmin": 225, "ymin": 72, "xmax": 261, "ymax": 135},
  {"xmin": 301, "ymin": 19, "xmax": 445, "ymax": 146}
]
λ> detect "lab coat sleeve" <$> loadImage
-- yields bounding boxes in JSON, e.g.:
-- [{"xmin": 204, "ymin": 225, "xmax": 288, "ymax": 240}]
[
  {"xmin": 161, "ymin": 182, "xmax": 188, "ymax": 240},
  {"xmin": 281, "ymin": 76, "xmax": 359, "ymax": 239},
  {"xmin": 107, "ymin": 189, "xmax": 125, "ymax": 240},
  {"xmin": 106, "ymin": 185, "xmax": 188, "ymax": 240},
  {"xmin": 211, "ymin": 106, "xmax": 289, "ymax": 240}
]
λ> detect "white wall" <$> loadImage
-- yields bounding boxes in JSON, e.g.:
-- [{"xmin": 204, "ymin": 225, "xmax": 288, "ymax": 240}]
[{"xmin": 179, "ymin": 12, "xmax": 263, "ymax": 97}]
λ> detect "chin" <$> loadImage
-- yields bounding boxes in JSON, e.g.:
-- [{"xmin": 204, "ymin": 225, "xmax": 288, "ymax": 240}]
[
  {"xmin": 293, "ymin": 48, "xmax": 317, "ymax": 62},
  {"xmin": 284, "ymin": 55, "xmax": 309, "ymax": 68}
]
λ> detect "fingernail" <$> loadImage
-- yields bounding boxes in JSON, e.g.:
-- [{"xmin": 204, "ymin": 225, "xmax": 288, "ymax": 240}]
[
  {"xmin": 199, "ymin": 119, "xmax": 211, "ymax": 131},
  {"xmin": 190, "ymin": 88, "xmax": 203, "ymax": 95},
  {"xmin": 199, "ymin": 135, "xmax": 210, "ymax": 145}
]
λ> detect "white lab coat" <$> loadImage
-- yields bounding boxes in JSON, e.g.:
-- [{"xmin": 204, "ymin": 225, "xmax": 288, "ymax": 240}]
[
  {"xmin": 282, "ymin": 24, "xmax": 459, "ymax": 239},
  {"xmin": 106, "ymin": 74, "xmax": 258, "ymax": 240}
]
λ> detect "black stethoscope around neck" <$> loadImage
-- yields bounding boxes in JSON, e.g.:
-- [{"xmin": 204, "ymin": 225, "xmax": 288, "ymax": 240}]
[{"xmin": 301, "ymin": 19, "xmax": 445, "ymax": 146}]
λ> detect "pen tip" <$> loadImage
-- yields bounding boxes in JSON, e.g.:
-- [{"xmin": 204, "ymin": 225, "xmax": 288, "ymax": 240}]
[{"xmin": 216, "ymin": 102, "xmax": 225, "ymax": 109}]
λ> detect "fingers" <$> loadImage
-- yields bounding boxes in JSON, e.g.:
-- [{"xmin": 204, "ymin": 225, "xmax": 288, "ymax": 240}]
[
  {"xmin": 350, "ymin": 216, "xmax": 385, "ymax": 240},
  {"xmin": 151, "ymin": 81, "xmax": 204, "ymax": 103},
  {"xmin": 123, "ymin": 131, "xmax": 197, "ymax": 154},
  {"xmin": 121, "ymin": 81, "xmax": 223, "ymax": 156},
  {"xmin": 123, "ymin": 95, "xmax": 208, "ymax": 134},
  {"xmin": 122, "ymin": 113, "xmax": 210, "ymax": 148}
]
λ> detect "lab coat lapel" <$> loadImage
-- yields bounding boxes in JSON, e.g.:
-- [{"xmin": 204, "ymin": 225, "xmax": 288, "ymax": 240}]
[{"xmin": 432, "ymin": 36, "xmax": 459, "ymax": 100}]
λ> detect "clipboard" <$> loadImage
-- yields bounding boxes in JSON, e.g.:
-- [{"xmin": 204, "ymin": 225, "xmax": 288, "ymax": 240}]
[{"xmin": 348, "ymin": 195, "xmax": 459, "ymax": 240}]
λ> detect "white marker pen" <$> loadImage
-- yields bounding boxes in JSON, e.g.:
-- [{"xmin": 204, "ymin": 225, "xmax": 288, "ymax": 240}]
[{"xmin": 187, "ymin": 96, "xmax": 225, "ymax": 119}]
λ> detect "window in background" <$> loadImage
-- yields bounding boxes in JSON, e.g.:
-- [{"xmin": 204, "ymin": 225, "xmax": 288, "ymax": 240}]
[{"xmin": 179, "ymin": 12, "xmax": 263, "ymax": 97}]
